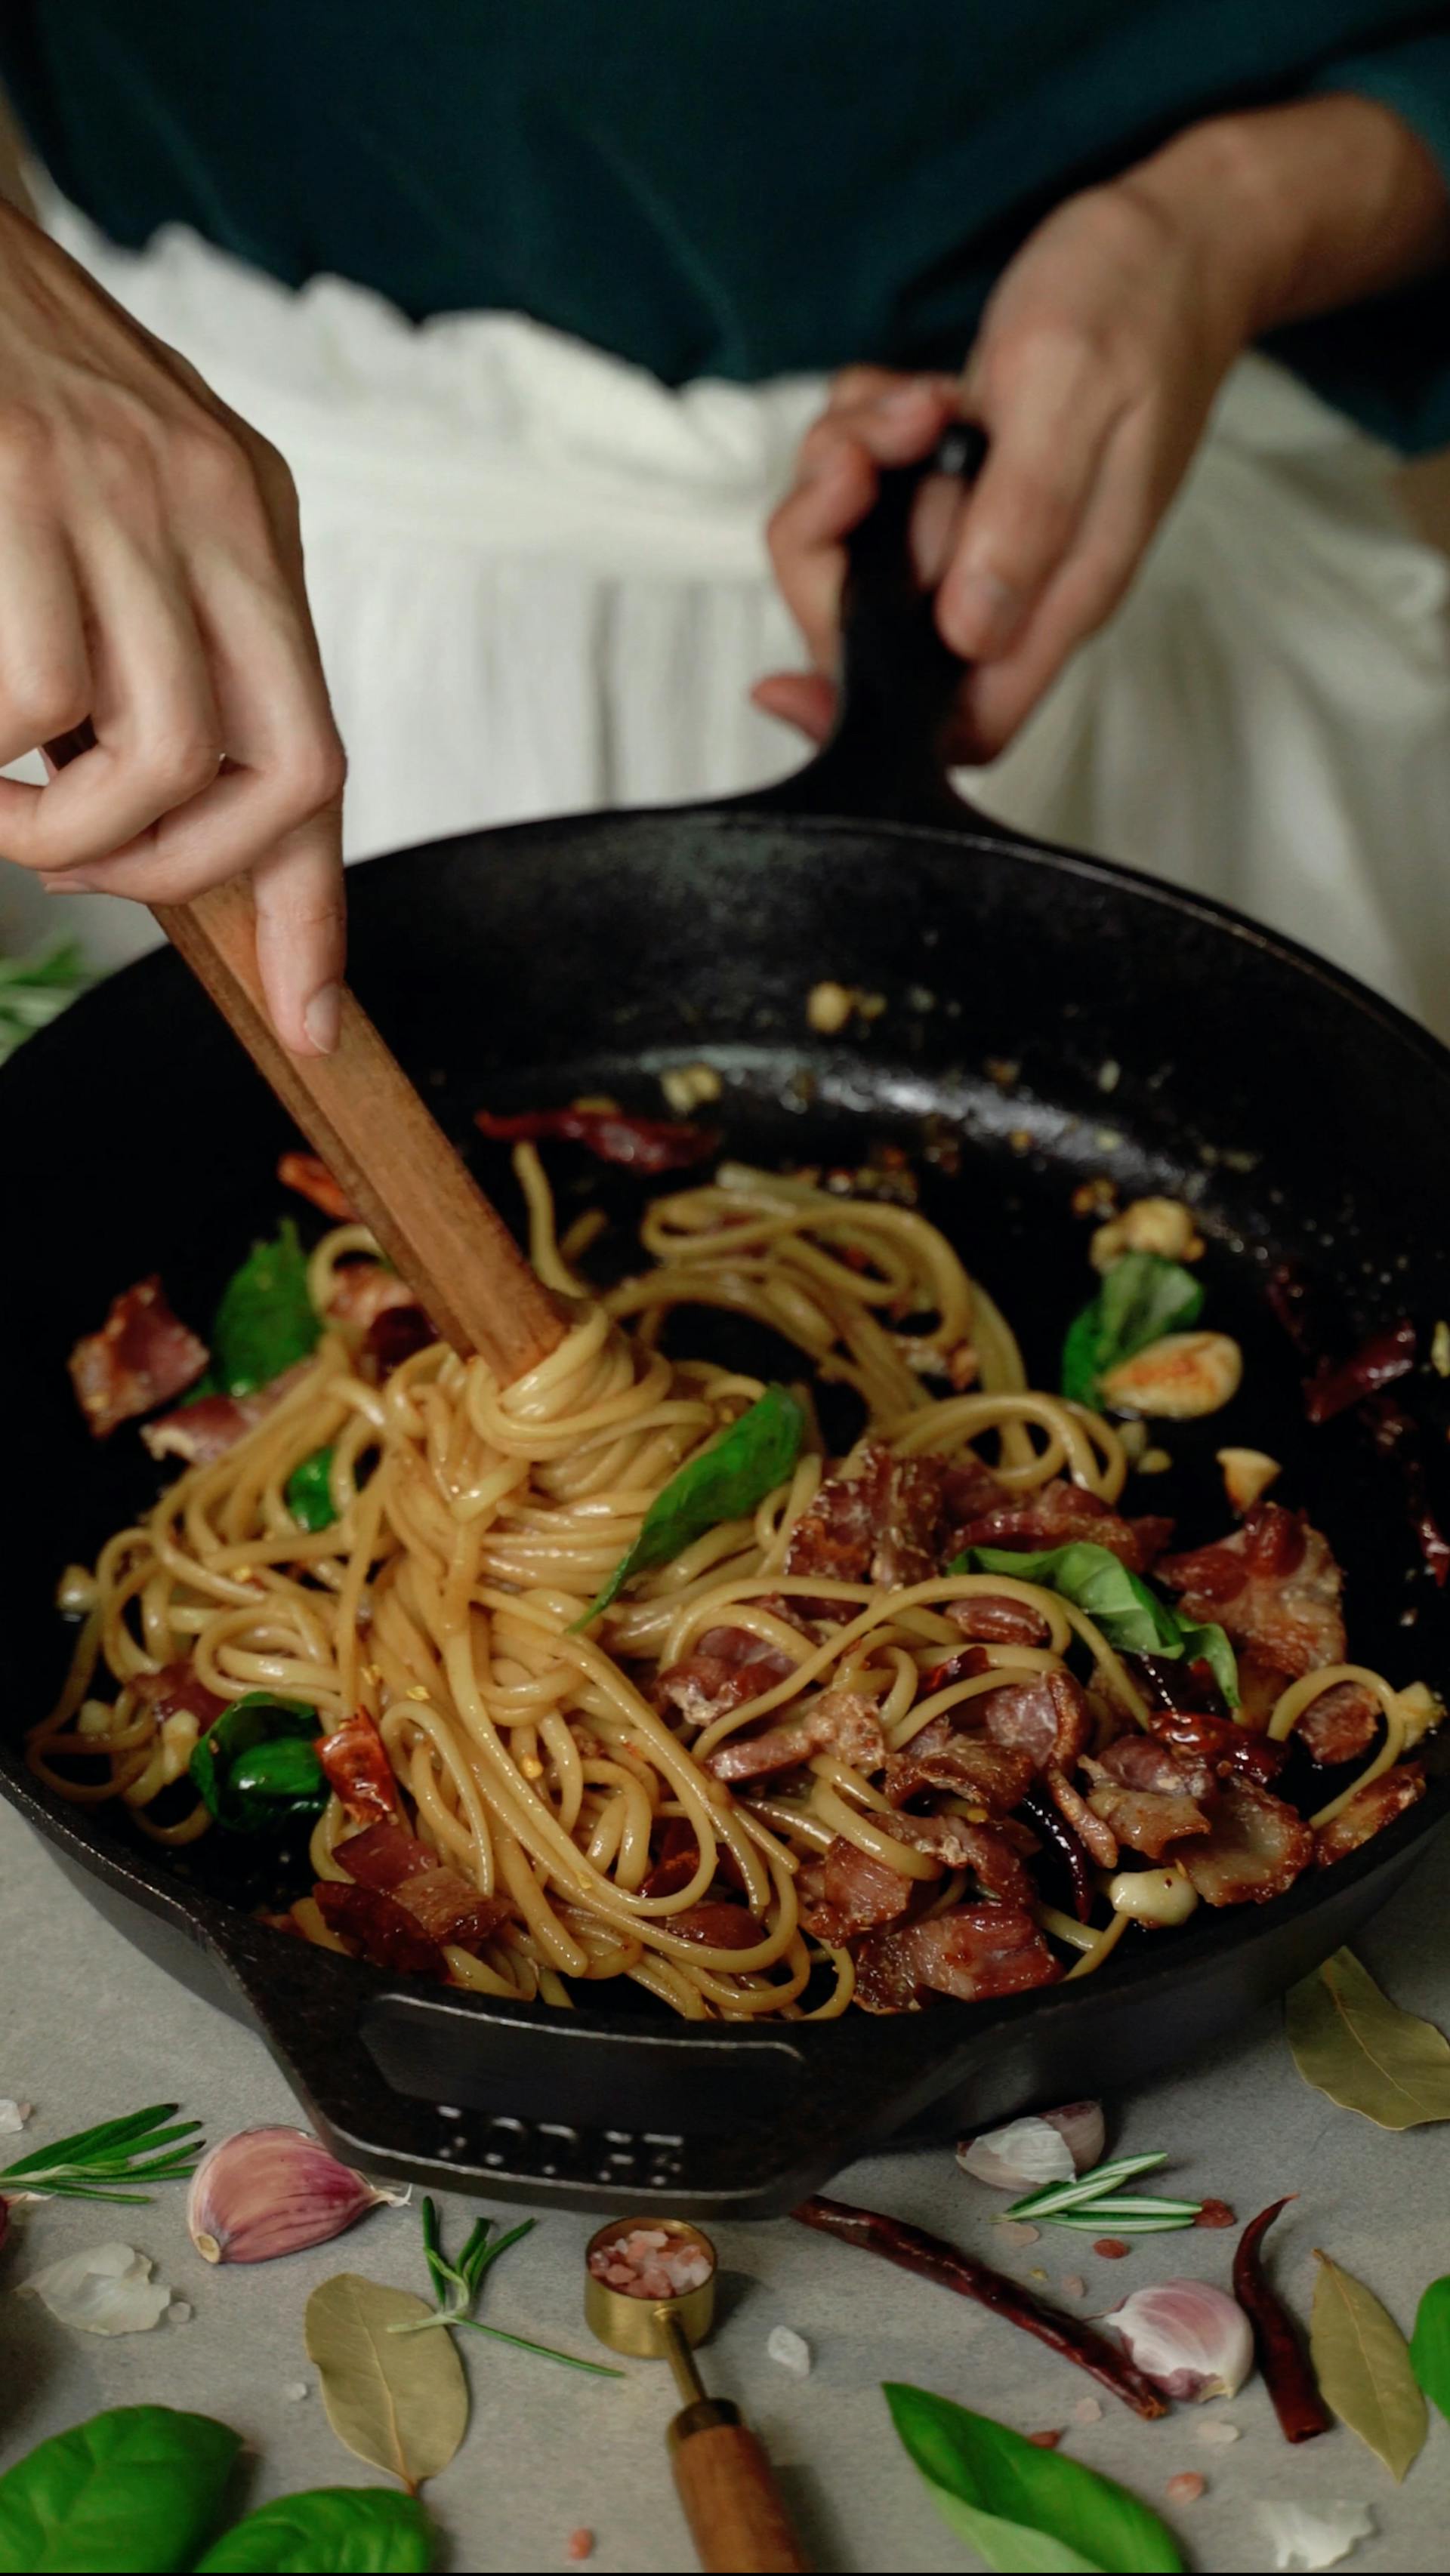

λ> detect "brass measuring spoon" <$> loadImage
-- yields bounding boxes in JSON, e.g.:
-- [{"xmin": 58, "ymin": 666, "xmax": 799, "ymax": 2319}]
[{"xmin": 585, "ymin": 2217, "xmax": 810, "ymax": 2574}]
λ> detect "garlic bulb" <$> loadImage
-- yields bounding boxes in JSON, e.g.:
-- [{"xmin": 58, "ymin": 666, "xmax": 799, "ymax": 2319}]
[
  {"xmin": 957, "ymin": 2102, "xmax": 1105, "ymax": 2190},
  {"xmin": 1109, "ymin": 2279, "xmax": 1254, "ymax": 2401},
  {"xmin": 187, "ymin": 2125, "xmax": 408, "ymax": 2264}
]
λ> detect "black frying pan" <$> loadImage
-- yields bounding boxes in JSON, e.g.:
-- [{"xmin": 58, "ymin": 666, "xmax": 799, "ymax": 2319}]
[{"xmin": 3, "ymin": 458, "xmax": 1448, "ymax": 2218}]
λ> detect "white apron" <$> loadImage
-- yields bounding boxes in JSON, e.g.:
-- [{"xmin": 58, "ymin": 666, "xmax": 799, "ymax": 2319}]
[{"xmin": 5, "ymin": 184, "xmax": 1450, "ymax": 1039}]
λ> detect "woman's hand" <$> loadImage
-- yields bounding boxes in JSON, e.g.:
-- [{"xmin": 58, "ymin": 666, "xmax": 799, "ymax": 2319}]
[
  {"xmin": 0, "ymin": 202, "xmax": 346, "ymax": 1052},
  {"xmin": 758, "ymin": 97, "xmax": 1450, "ymax": 764}
]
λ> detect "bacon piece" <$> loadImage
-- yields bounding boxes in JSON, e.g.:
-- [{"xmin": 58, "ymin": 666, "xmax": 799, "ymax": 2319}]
[
  {"xmin": 703, "ymin": 1688, "xmax": 886, "ymax": 1785},
  {"xmin": 69, "ymin": 1278, "xmax": 208, "ymax": 1437},
  {"xmin": 131, "ymin": 1661, "xmax": 227, "ymax": 1733},
  {"xmin": 656, "ymin": 1625, "xmax": 802, "ymax": 1727},
  {"xmin": 1297, "ymin": 1682, "xmax": 1381, "ymax": 1767},
  {"xmin": 784, "ymin": 1445, "xmax": 892, "ymax": 1588},
  {"xmin": 1143, "ymin": 1705, "xmax": 1288, "ymax": 1789},
  {"xmin": 1158, "ymin": 1505, "xmax": 1346, "ymax": 1680},
  {"xmin": 665, "ymin": 1901, "xmax": 763, "ymax": 1949},
  {"xmin": 1094, "ymin": 1733, "xmax": 1217, "ymax": 1802},
  {"xmin": 853, "ymin": 1904, "xmax": 1061, "ymax": 2013},
  {"xmin": 883, "ymin": 1718, "xmax": 1037, "ymax": 1816},
  {"xmin": 474, "ymin": 1103, "xmax": 719, "ymax": 1172},
  {"xmin": 875, "ymin": 1456, "xmax": 949, "ymax": 1588},
  {"xmin": 318, "ymin": 1710, "xmax": 400, "ymax": 1825},
  {"xmin": 641, "ymin": 1816, "xmax": 703, "ymax": 1900},
  {"xmin": 327, "ymin": 1262, "xmax": 421, "ymax": 1333},
  {"xmin": 366, "ymin": 1305, "xmax": 435, "ymax": 1379},
  {"xmin": 887, "ymin": 1813, "xmax": 1036, "ymax": 1903},
  {"xmin": 798, "ymin": 1839, "xmax": 914, "ymax": 1944},
  {"xmin": 313, "ymin": 1880, "xmax": 448, "ymax": 1977},
  {"xmin": 1047, "ymin": 1764, "xmax": 1118, "ymax": 1868},
  {"xmin": 278, "ymin": 1151, "xmax": 357, "ymax": 1222},
  {"xmin": 1314, "ymin": 1763, "xmax": 1426, "ymax": 1866},
  {"xmin": 977, "ymin": 1672, "xmax": 1091, "ymax": 1772},
  {"xmin": 1174, "ymin": 1781, "xmax": 1313, "ymax": 1906},
  {"xmin": 952, "ymin": 1477, "xmax": 1172, "ymax": 1576},
  {"xmin": 940, "ymin": 1456, "xmax": 1012, "ymax": 1530},
  {"xmin": 946, "ymin": 1593, "xmax": 1052, "ymax": 1646},
  {"xmin": 141, "ymin": 1358, "xmax": 313, "ymax": 1465},
  {"xmin": 1088, "ymin": 1782, "xmax": 1212, "ymax": 1859},
  {"xmin": 338, "ymin": 1819, "xmax": 511, "ymax": 1948}
]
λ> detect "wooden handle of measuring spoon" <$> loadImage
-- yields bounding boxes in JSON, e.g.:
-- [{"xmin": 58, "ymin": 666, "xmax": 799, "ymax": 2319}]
[
  {"xmin": 153, "ymin": 878, "xmax": 566, "ymax": 1380},
  {"xmin": 671, "ymin": 2417, "xmax": 811, "ymax": 2574}
]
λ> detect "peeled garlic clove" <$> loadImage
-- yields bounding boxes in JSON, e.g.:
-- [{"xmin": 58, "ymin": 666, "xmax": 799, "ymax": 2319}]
[
  {"xmin": 187, "ymin": 2125, "xmax": 408, "ymax": 2264},
  {"xmin": 18, "ymin": 2241, "xmax": 171, "ymax": 2335},
  {"xmin": 957, "ymin": 2101, "xmax": 1104, "ymax": 2189},
  {"xmin": 1109, "ymin": 2279, "xmax": 1254, "ymax": 2401},
  {"xmin": 1100, "ymin": 1331, "xmax": 1242, "ymax": 1419},
  {"xmin": 1217, "ymin": 1447, "xmax": 1281, "ymax": 1513}
]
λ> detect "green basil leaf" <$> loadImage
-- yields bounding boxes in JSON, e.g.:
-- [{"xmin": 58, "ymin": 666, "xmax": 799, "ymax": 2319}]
[
  {"xmin": 286, "ymin": 1446, "xmax": 338, "ymax": 1532},
  {"xmin": 1410, "ymin": 2276, "xmax": 1450, "ymax": 2424},
  {"xmin": 211, "ymin": 1219, "xmax": 319, "ymax": 1396},
  {"xmin": 884, "ymin": 2384, "xmax": 1183, "ymax": 2574},
  {"xmin": 196, "ymin": 2488, "xmax": 430, "ymax": 2574},
  {"xmin": 1061, "ymin": 1253, "xmax": 1204, "ymax": 1407},
  {"xmin": 575, "ymin": 1384, "xmax": 807, "ymax": 1626},
  {"xmin": 955, "ymin": 1539, "xmax": 1239, "ymax": 1708},
  {"xmin": 0, "ymin": 2404, "xmax": 239, "ymax": 2573},
  {"xmin": 188, "ymin": 1693, "xmax": 324, "ymax": 1835}
]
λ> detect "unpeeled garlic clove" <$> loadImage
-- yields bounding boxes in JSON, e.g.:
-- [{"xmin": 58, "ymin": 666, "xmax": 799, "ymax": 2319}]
[
  {"xmin": 187, "ymin": 2125, "xmax": 407, "ymax": 2265},
  {"xmin": 1109, "ymin": 2279, "xmax": 1254, "ymax": 2401},
  {"xmin": 957, "ymin": 2101, "xmax": 1105, "ymax": 2190}
]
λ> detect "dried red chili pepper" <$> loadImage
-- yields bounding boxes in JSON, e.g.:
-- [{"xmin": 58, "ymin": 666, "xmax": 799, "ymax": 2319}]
[
  {"xmin": 1232, "ymin": 2196, "xmax": 1329, "ymax": 2444},
  {"xmin": 1267, "ymin": 1265, "xmax": 1450, "ymax": 1588},
  {"xmin": 1303, "ymin": 1319, "xmax": 1417, "ymax": 1425},
  {"xmin": 1018, "ymin": 1784, "xmax": 1094, "ymax": 1922},
  {"xmin": 474, "ymin": 1105, "xmax": 719, "ymax": 1172},
  {"xmin": 277, "ymin": 1151, "xmax": 357, "ymax": 1222},
  {"xmin": 791, "ymin": 2195, "xmax": 1167, "ymax": 2419}
]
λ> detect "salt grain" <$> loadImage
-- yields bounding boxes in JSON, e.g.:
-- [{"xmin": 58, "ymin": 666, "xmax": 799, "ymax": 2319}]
[
  {"xmin": 1061, "ymin": 2276, "xmax": 1088, "ymax": 2300},
  {"xmin": 1072, "ymin": 2397, "xmax": 1103, "ymax": 2425},
  {"xmin": 0, "ymin": 2100, "xmax": 31, "ymax": 2134},
  {"xmin": 1166, "ymin": 2473, "xmax": 1207, "ymax": 2507},
  {"xmin": 767, "ymin": 2326, "xmax": 812, "ymax": 2378},
  {"xmin": 282, "ymin": 2381, "xmax": 309, "ymax": 2402},
  {"xmin": 588, "ymin": 2229, "xmax": 711, "ymax": 2300},
  {"xmin": 1000, "ymin": 2221, "xmax": 1039, "ymax": 2247},
  {"xmin": 1198, "ymin": 2419, "xmax": 1241, "ymax": 2446},
  {"xmin": 165, "ymin": 2300, "xmax": 193, "ymax": 2325}
]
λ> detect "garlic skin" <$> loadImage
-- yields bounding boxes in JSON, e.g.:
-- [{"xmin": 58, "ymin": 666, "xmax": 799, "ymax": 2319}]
[
  {"xmin": 1109, "ymin": 2279, "xmax": 1254, "ymax": 2401},
  {"xmin": 187, "ymin": 2125, "xmax": 408, "ymax": 2265},
  {"xmin": 18, "ymin": 2242, "xmax": 172, "ymax": 2335},
  {"xmin": 957, "ymin": 2102, "xmax": 1105, "ymax": 2189}
]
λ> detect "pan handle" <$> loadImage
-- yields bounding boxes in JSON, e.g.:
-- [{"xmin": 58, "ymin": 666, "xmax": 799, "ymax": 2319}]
[
  {"xmin": 739, "ymin": 421, "xmax": 1019, "ymax": 834},
  {"xmin": 202, "ymin": 1905, "xmax": 968, "ymax": 2219}
]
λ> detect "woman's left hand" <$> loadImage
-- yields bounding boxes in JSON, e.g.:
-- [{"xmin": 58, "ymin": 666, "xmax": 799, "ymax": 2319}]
[{"xmin": 756, "ymin": 171, "xmax": 1258, "ymax": 763}]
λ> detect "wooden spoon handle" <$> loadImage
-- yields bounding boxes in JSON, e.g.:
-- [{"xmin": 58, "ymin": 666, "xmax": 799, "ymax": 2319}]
[
  {"xmin": 671, "ymin": 2417, "xmax": 811, "ymax": 2574},
  {"xmin": 153, "ymin": 878, "xmax": 566, "ymax": 1380}
]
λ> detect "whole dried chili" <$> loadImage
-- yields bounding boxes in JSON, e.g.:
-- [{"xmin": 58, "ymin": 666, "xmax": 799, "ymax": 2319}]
[
  {"xmin": 474, "ymin": 1105, "xmax": 719, "ymax": 1172},
  {"xmin": 1302, "ymin": 1318, "xmax": 1418, "ymax": 1425},
  {"xmin": 791, "ymin": 2195, "xmax": 1168, "ymax": 2420},
  {"xmin": 1018, "ymin": 1784, "xmax": 1094, "ymax": 1922},
  {"xmin": 1232, "ymin": 2196, "xmax": 1330, "ymax": 2444}
]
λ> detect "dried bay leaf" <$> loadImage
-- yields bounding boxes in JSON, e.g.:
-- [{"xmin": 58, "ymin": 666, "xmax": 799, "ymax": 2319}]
[
  {"xmin": 1309, "ymin": 2252, "xmax": 1427, "ymax": 2482},
  {"xmin": 305, "ymin": 2276, "xmax": 467, "ymax": 2491},
  {"xmin": 1285, "ymin": 1948, "xmax": 1450, "ymax": 2128}
]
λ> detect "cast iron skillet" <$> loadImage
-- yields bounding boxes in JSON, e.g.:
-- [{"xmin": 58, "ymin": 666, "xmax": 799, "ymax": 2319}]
[{"xmin": 3, "ymin": 460, "xmax": 1448, "ymax": 2218}]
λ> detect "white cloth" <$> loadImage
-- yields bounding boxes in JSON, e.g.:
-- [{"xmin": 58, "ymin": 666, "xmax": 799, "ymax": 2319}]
[{"xmin": 4, "ymin": 190, "xmax": 1450, "ymax": 1037}]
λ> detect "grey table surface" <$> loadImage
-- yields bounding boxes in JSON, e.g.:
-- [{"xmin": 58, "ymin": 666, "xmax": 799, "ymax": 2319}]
[{"xmin": 3, "ymin": 1798, "xmax": 1448, "ymax": 2575}]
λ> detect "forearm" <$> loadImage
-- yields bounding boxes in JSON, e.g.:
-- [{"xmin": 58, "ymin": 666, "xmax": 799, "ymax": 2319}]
[{"xmin": 1122, "ymin": 93, "xmax": 1450, "ymax": 345}]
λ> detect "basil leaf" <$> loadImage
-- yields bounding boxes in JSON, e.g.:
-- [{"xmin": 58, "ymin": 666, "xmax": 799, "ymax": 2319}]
[
  {"xmin": 575, "ymin": 1384, "xmax": 807, "ymax": 1626},
  {"xmin": 287, "ymin": 1446, "xmax": 338, "ymax": 1532},
  {"xmin": 211, "ymin": 1219, "xmax": 319, "ymax": 1396},
  {"xmin": 955, "ymin": 1539, "xmax": 1239, "ymax": 1708},
  {"xmin": 188, "ymin": 1693, "xmax": 325, "ymax": 1834},
  {"xmin": 1410, "ymin": 2276, "xmax": 1450, "ymax": 2424},
  {"xmin": 196, "ymin": 2488, "xmax": 430, "ymax": 2574},
  {"xmin": 1061, "ymin": 1253, "xmax": 1203, "ymax": 1407},
  {"xmin": 885, "ymin": 2384, "xmax": 1183, "ymax": 2574},
  {"xmin": 0, "ymin": 2403, "xmax": 239, "ymax": 2573}
]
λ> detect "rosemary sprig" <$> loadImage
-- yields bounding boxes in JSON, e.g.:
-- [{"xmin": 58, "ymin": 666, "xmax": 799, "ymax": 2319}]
[
  {"xmin": 0, "ymin": 2103, "xmax": 203, "ymax": 2205},
  {"xmin": 1004, "ymin": 2152, "xmax": 1202, "ymax": 2234},
  {"xmin": 390, "ymin": 2196, "xmax": 623, "ymax": 2379}
]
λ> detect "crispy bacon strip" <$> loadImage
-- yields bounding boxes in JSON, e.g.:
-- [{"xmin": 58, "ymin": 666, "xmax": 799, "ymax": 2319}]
[
  {"xmin": 853, "ymin": 1903, "xmax": 1060, "ymax": 2012},
  {"xmin": 1297, "ymin": 1681, "xmax": 1380, "ymax": 1767},
  {"xmin": 141, "ymin": 1360, "xmax": 313, "ymax": 1465},
  {"xmin": 1094, "ymin": 1733, "xmax": 1216, "ymax": 1801},
  {"xmin": 338, "ymin": 1820, "xmax": 512, "ymax": 1948},
  {"xmin": 1158, "ymin": 1504, "xmax": 1347, "ymax": 1679},
  {"xmin": 791, "ymin": 2196, "xmax": 1168, "ymax": 2418},
  {"xmin": 278, "ymin": 1151, "xmax": 357, "ymax": 1221},
  {"xmin": 318, "ymin": 1711, "xmax": 401, "ymax": 1826},
  {"xmin": 1143, "ymin": 1703, "xmax": 1288, "ymax": 1789},
  {"xmin": 1047, "ymin": 1764, "xmax": 1118, "ymax": 1869},
  {"xmin": 784, "ymin": 1444, "xmax": 891, "ymax": 1588},
  {"xmin": 313, "ymin": 1881, "xmax": 448, "ymax": 1978},
  {"xmin": 665, "ymin": 1901, "xmax": 763, "ymax": 1949},
  {"xmin": 977, "ymin": 1672, "xmax": 1091, "ymax": 1773},
  {"xmin": 798, "ymin": 1840, "xmax": 912, "ymax": 1944},
  {"xmin": 1314, "ymin": 1762, "xmax": 1425, "ymax": 1866},
  {"xmin": 887, "ymin": 1813, "xmax": 1036, "ymax": 1903},
  {"xmin": 946, "ymin": 1593, "xmax": 1052, "ymax": 1647},
  {"xmin": 1088, "ymin": 1780, "xmax": 1212, "ymax": 1860},
  {"xmin": 703, "ymin": 1688, "xmax": 886, "ymax": 1784},
  {"xmin": 952, "ymin": 1476, "xmax": 1173, "ymax": 1576},
  {"xmin": 131, "ymin": 1661, "xmax": 227, "ymax": 1733},
  {"xmin": 1174, "ymin": 1780, "xmax": 1313, "ymax": 1906},
  {"xmin": 474, "ymin": 1104, "xmax": 719, "ymax": 1172},
  {"xmin": 883, "ymin": 1716, "xmax": 1037, "ymax": 1816},
  {"xmin": 69, "ymin": 1278, "xmax": 208, "ymax": 1437},
  {"xmin": 656, "ymin": 1625, "xmax": 804, "ymax": 1727}
]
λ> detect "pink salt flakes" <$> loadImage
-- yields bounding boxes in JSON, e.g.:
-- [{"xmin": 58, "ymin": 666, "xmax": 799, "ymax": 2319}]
[
  {"xmin": 1072, "ymin": 2396, "xmax": 1103, "ymax": 2424},
  {"xmin": 1000, "ymin": 2220, "xmax": 1040, "ymax": 2247},
  {"xmin": 1166, "ymin": 2473, "xmax": 1206, "ymax": 2507},
  {"xmin": 566, "ymin": 2531, "xmax": 594, "ymax": 2562},
  {"xmin": 588, "ymin": 2229, "xmax": 711, "ymax": 2300},
  {"xmin": 1061, "ymin": 2275, "xmax": 1088, "ymax": 2300}
]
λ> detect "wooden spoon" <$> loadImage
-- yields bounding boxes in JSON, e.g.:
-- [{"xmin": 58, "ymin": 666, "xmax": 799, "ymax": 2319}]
[{"xmin": 155, "ymin": 877, "xmax": 566, "ymax": 1380}]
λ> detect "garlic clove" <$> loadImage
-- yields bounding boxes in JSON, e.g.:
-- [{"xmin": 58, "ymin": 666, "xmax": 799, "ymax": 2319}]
[
  {"xmin": 187, "ymin": 2125, "xmax": 408, "ymax": 2265},
  {"xmin": 18, "ymin": 2241, "xmax": 172, "ymax": 2334},
  {"xmin": 1100, "ymin": 1331, "xmax": 1243, "ymax": 1419},
  {"xmin": 957, "ymin": 2102, "xmax": 1105, "ymax": 2189},
  {"xmin": 1108, "ymin": 2279, "xmax": 1254, "ymax": 2402}
]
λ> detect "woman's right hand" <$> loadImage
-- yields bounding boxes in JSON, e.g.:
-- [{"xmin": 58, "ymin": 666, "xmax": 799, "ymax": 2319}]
[{"xmin": 0, "ymin": 201, "xmax": 346, "ymax": 1052}]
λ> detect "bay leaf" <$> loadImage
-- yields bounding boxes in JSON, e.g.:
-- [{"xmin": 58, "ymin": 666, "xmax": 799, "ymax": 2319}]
[
  {"xmin": 1409, "ymin": 2275, "xmax": 1450, "ymax": 2426},
  {"xmin": 1309, "ymin": 2251, "xmax": 1427, "ymax": 2481},
  {"xmin": 305, "ymin": 2276, "xmax": 467, "ymax": 2492},
  {"xmin": 1285, "ymin": 1948, "xmax": 1450, "ymax": 2128}
]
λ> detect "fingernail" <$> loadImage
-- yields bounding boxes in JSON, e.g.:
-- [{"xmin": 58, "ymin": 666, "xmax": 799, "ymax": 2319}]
[
  {"xmin": 303, "ymin": 981, "xmax": 341, "ymax": 1054},
  {"xmin": 877, "ymin": 381, "xmax": 939, "ymax": 415},
  {"xmin": 942, "ymin": 567, "xmax": 1020, "ymax": 657},
  {"xmin": 42, "ymin": 874, "xmax": 93, "ymax": 895}
]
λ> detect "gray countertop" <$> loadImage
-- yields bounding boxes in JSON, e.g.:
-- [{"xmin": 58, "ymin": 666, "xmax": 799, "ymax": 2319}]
[{"xmin": 3, "ymin": 1798, "xmax": 1448, "ymax": 2574}]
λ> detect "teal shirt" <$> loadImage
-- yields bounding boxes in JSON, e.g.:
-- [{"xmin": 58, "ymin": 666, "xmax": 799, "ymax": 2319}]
[{"xmin": 5, "ymin": 2, "xmax": 1450, "ymax": 447}]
